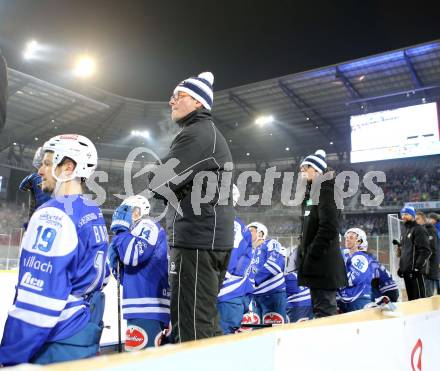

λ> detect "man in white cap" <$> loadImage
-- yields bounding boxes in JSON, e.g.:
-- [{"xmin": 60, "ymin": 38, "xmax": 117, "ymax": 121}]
[{"xmin": 147, "ymin": 72, "xmax": 234, "ymax": 343}]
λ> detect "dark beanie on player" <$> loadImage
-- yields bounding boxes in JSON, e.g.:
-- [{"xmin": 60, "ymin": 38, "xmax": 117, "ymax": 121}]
[{"xmin": 300, "ymin": 149, "xmax": 327, "ymax": 174}]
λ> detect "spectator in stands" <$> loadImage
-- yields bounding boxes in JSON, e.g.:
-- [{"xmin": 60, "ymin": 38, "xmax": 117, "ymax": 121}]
[
  {"xmin": 297, "ymin": 150, "xmax": 347, "ymax": 318},
  {"xmin": 428, "ymin": 213, "xmax": 440, "ymax": 241},
  {"xmin": 416, "ymin": 212, "xmax": 439, "ymax": 297},
  {"xmin": 396, "ymin": 207, "xmax": 431, "ymax": 301}
]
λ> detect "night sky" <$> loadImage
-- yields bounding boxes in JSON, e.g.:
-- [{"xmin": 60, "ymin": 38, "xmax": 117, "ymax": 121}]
[{"xmin": 1, "ymin": 0, "xmax": 439, "ymax": 101}]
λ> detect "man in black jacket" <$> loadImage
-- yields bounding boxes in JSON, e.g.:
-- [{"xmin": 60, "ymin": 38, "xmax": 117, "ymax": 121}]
[
  {"xmin": 297, "ymin": 150, "xmax": 347, "ymax": 318},
  {"xmin": 397, "ymin": 207, "xmax": 431, "ymax": 300},
  {"xmin": 148, "ymin": 72, "xmax": 234, "ymax": 343},
  {"xmin": 415, "ymin": 211, "xmax": 439, "ymax": 297}
]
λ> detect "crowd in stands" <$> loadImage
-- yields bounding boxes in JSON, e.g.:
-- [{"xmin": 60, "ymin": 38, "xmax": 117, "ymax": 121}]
[
  {"xmin": 2, "ymin": 155, "xmax": 438, "ymax": 240},
  {"xmin": 0, "ymin": 202, "xmax": 27, "ymax": 235}
]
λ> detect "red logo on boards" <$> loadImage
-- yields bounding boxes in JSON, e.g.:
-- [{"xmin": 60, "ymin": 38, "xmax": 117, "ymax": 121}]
[{"xmin": 411, "ymin": 338, "xmax": 423, "ymax": 371}]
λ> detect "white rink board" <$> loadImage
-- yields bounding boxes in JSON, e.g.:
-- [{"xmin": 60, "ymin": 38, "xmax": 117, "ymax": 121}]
[{"xmin": 0, "ymin": 270, "xmax": 125, "ymax": 345}]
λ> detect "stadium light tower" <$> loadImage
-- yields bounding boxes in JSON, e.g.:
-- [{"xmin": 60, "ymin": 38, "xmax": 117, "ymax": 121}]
[
  {"xmin": 23, "ymin": 40, "xmax": 40, "ymax": 60},
  {"xmin": 255, "ymin": 115, "xmax": 274, "ymax": 126},
  {"xmin": 74, "ymin": 55, "xmax": 96, "ymax": 78}
]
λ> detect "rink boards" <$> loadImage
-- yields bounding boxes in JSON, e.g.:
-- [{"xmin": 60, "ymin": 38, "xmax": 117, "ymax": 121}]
[{"xmin": 2, "ymin": 270, "xmax": 440, "ymax": 371}]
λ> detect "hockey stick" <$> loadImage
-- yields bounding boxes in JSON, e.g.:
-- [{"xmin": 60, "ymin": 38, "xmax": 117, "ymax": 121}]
[
  {"xmin": 116, "ymin": 260, "xmax": 123, "ymax": 353},
  {"xmin": 28, "ymin": 191, "xmax": 37, "ymax": 220}
]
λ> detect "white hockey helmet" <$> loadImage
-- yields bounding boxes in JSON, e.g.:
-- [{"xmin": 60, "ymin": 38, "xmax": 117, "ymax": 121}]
[
  {"xmin": 232, "ymin": 184, "xmax": 240, "ymax": 207},
  {"xmin": 122, "ymin": 195, "xmax": 151, "ymax": 218},
  {"xmin": 344, "ymin": 227, "xmax": 368, "ymax": 251},
  {"xmin": 42, "ymin": 134, "xmax": 97, "ymax": 180},
  {"xmin": 247, "ymin": 221, "xmax": 268, "ymax": 241}
]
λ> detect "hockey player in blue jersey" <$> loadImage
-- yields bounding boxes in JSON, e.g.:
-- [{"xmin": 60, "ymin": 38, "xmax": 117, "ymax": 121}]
[
  {"xmin": 0, "ymin": 134, "xmax": 108, "ymax": 366},
  {"xmin": 338, "ymin": 228, "xmax": 375, "ymax": 313},
  {"xmin": 217, "ymin": 185, "xmax": 253, "ymax": 334},
  {"xmin": 284, "ymin": 248, "xmax": 313, "ymax": 322},
  {"xmin": 108, "ymin": 195, "xmax": 170, "ymax": 350},
  {"xmin": 371, "ymin": 258, "xmax": 399, "ymax": 303},
  {"xmin": 248, "ymin": 222, "xmax": 287, "ymax": 324}
]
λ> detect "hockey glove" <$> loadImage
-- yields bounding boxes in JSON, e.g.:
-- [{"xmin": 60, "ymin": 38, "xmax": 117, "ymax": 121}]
[
  {"xmin": 392, "ymin": 239, "xmax": 401, "ymax": 247},
  {"xmin": 110, "ymin": 204, "xmax": 132, "ymax": 234},
  {"xmin": 397, "ymin": 268, "xmax": 404, "ymax": 278},
  {"xmin": 19, "ymin": 173, "xmax": 51, "ymax": 208}
]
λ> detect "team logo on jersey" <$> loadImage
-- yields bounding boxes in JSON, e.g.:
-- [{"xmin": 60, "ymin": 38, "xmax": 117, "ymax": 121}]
[
  {"xmin": 263, "ymin": 312, "xmax": 284, "ymax": 325},
  {"xmin": 38, "ymin": 211, "xmax": 63, "ymax": 228},
  {"xmin": 238, "ymin": 312, "xmax": 260, "ymax": 332},
  {"xmin": 125, "ymin": 325, "xmax": 148, "ymax": 351},
  {"xmin": 20, "ymin": 272, "xmax": 44, "ymax": 292},
  {"xmin": 23, "ymin": 256, "xmax": 53, "ymax": 274},
  {"xmin": 78, "ymin": 213, "xmax": 98, "ymax": 227}
]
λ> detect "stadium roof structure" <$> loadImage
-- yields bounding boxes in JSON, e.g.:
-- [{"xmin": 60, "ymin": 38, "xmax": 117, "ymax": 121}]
[
  {"xmin": 212, "ymin": 39, "xmax": 440, "ymax": 162},
  {"xmin": 1, "ymin": 70, "xmax": 174, "ymax": 161},
  {"xmin": 2, "ymin": 39, "xmax": 440, "ymax": 163}
]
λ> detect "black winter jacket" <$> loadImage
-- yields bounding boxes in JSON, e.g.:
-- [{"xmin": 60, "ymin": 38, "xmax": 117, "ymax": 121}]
[
  {"xmin": 398, "ymin": 220, "xmax": 431, "ymax": 274},
  {"xmin": 425, "ymin": 223, "xmax": 439, "ymax": 279},
  {"xmin": 150, "ymin": 109, "xmax": 234, "ymax": 251},
  {"xmin": 297, "ymin": 175, "xmax": 347, "ymax": 290}
]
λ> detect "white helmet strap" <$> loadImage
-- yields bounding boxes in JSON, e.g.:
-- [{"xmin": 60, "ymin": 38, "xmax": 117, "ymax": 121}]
[{"xmin": 51, "ymin": 160, "xmax": 80, "ymax": 196}]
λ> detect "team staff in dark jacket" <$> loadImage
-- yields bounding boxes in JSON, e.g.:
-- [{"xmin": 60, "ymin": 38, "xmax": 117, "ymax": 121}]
[
  {"xmin": 297, "ymin": 150, "xmax": 347, "ymax": 318},
  {"xmin": 148, "ymin": 72, "xmax": 233, "ymax": 343},
  {"xmin": 415, "ymin": 212, "xmax": 439, "ymax": 297},
  {"xmin": 428, "ymin": 213, "xmax": 440, "ymax": 294},
  {"xmin": 396, "ymin": 207, "xmax": 431, "ymax": 300}
]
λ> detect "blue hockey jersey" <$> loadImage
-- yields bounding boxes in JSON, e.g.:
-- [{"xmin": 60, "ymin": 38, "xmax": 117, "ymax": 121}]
[
  {"xmin": 371, "ymin": 259, "xmax": 398, "ymax": 295},
  {"xmin": 111, "ymin": 218, "xmax": 170, "ymax": 324},
  {"xmin": 285, "ymin": 272, "xmax": 311, "ymax": 308},
  {"xmin": 218, "ymin": 217, "xmax": 253, "ymax": 302},
  {"xmin": 0, "ymin": 195, "xmax": 108, "ymax": 366},
  {"xmin": 338, "ymin": 251, "xmax": 375, "ymax": 303},
  {"xmin": 253, "ymin": 239, "xmax": 286, "ymax": 295}
]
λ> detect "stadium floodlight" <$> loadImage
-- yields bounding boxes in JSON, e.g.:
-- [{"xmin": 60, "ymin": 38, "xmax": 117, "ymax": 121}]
[
  {"xmin": 255, "ymin": 115, "xmax": 274, "ymax": 126},
  {"xmin": 285, "ymin": 147, "xmax": 290, "ymax": 151},
  {"xmin": 74, "ymin": 55, "xmax": 96, "ymax": 78},
  {"xmin": 23, "ymin": 40, "xmax": 40, "ymax": 60},
  {"xmin": 246, "ymin": 152, "xmax": 250, "ymax": 156},
  {"xmin": 131, "ymin": 130, "xmax": 150, "ymax": 139}
]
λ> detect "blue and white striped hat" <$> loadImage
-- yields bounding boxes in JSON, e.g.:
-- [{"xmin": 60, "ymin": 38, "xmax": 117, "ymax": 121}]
[
  {"xmin": 300, "ymin": 149, "xmax": 327, "ymax": 174},
  {"xmin": 173, "ymin": 72, "xmax": 214, "ymax": 111}
]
